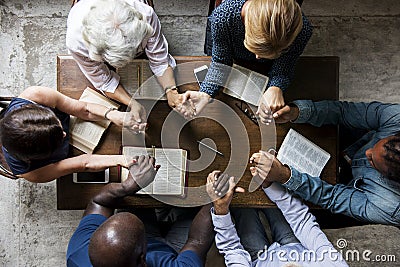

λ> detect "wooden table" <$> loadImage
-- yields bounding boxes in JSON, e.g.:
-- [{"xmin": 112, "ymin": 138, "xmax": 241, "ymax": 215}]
[{"xmin": 57, "ymin": 55, "xmax": 339, "ymax": 209}]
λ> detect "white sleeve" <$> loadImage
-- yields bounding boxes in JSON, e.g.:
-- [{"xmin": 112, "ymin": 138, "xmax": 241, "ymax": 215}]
[
  {"xmin": 144, "ymin": 9, "xmax": 176, "ymax": 76},
  {"xmin": 264, "ymin": 183, "xmax": 348, "ymax": 267},
  {"xmin": 69, "ymin": 51, "xmax": 120, "ymax": 93},
  {"xmin": 211, "ymin": 208, "xmax": 252, "ymax": 267}
]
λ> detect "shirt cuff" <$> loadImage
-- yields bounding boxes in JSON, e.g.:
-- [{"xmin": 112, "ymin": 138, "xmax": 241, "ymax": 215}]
[
  {"xmin": 210, "ymin": 207, "xmax": 234, "ymax": 228},
  {"xmin": 292, "ymin": 100, "xmax": 313, "ymax": 123},
  {"xmin": 281, "ymin": 166, "xmax": 303, "ymax": 191}
]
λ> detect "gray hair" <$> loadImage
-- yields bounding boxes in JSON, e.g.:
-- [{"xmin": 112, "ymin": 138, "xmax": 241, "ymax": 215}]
[{"xmin": 82, "ymin": 0, "xmax": 153, "ymax": 68}]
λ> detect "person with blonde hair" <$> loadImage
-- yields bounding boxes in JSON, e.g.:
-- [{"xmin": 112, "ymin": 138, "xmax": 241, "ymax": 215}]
[
  {"xmin": 67, "ymin": 0, "xmax": 191, "ymax": 123},
  {"xmin": 181, "ymin": 0, "xmax": 312, "ymax": 122}
]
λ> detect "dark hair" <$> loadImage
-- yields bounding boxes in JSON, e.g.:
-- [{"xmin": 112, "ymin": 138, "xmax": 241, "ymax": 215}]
[
  {"xmin": 383, "ymin": 132, "xmax": 400, "ymax": 182},
  {"xmin": 0, "ymin": 104, "xmax": 64, "ymax": 162}
]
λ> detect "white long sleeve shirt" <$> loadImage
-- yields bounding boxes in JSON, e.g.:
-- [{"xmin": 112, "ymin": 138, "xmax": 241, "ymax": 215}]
[
  {"xmin": 211, "ymin": 183, "xmax": 349, "ymax": 267},
  {"xmin": 66, "ymin": 0, "xmax": 176, "ymax": 93}
]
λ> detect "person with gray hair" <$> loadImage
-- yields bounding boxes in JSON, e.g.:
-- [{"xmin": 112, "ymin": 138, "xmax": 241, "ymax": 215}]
[{"xmin": 67, "ymin": 0, "xmax": 192, "ymax": 130}]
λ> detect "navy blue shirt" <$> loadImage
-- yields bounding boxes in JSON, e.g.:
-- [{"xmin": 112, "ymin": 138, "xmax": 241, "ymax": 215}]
[
  {"xmin": 67, "ymin": 214, "xmax": 202, "ymax": 267},
  {"xmin": 200, "ymin": 0, "xmax": 313, "ymax": 97},
  {"xmin": 2, "ymin": 98, "xmax": 70, "ymax": 175}
]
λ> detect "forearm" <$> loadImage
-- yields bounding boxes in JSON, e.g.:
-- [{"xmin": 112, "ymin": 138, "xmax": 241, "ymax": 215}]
[
  {"xmin": 292, "ymin": 100, "xmax": 400, "ymax": 131},
  {"xmin": 104, "ymin": 84, "xmax": 131, "ymax": 106},
  {"xmin": 181, "ymin": 204, "xmax": 214, "ymax": 262},
  {"xmin": 264, "ymin": 183, "xmax": 334, "ymax": 250},
  {"xmin": 282, "ymin": 167, "xmax": 367, "ymax": 219},
  {"xmin": 83, "ymin": 182, "xmax": 140, "ymax": 217},
  {"xmin": 156, "ymin": 66, "xmax": 176, "ymax": 90},
  {"xmin": 212, "ymin": 210, "xmax": 252, "ymax": 266}
]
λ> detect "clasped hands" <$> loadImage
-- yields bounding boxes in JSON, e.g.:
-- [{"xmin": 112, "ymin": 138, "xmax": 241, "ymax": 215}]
[{"xmin": 206, "ymin": 151, "xmax": 291, "ymax": 214}]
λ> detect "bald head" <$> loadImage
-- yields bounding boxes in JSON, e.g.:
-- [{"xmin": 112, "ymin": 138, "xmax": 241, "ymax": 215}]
[{"xmin": 89, "ymin": 212, "xmax": 146, "ymax": 267}]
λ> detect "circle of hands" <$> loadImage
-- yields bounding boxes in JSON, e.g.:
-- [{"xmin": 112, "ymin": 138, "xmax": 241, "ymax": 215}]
[{"xmin": 118, "ymin": 86, "xmax": 295, "ymax": 132}]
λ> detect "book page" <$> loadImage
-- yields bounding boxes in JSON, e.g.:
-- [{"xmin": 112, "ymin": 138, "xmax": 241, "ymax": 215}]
[
  {"xmin": 121, "ymin": 147, "xmax": 185, "ymax": 195},
  {"xmin": 117, "ymin": 62, "xmax": 141, "ymax": 96},
  {"xmin": 223, "ymin": 64, "xmax": 250, "ymax": 99},
  {"xmin": 277, "ymin": 129, "xmax": 331, "ymax": 177},
  {"xmin": 69, "ymin": 87, "xmax": 120, "ymax": 153},
  {"xmin": 117, "ymin": 60, "xmax": 165, "ymax": 100},
  {"xmin": 155, "ymin": 149, "xmax": 184, "ymax": 195},
  {"xmin": 223, "ymin": 64, "xmax": 268, "ymax": 106},
  {"xmin": 242, "ymin": 71, "xmax": 268, "ymax": 106}
]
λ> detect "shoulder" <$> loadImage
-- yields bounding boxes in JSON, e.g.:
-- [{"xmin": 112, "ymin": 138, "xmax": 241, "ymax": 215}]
[
  {"xmin": 4, "ymin": 98, "xmax": 35, "ymax": 115},
  {"xmin": 298, "ymin": 13, "xmax": 313, "ymax": 40},
  {"xmin": 127, "ymin": 0, "xmax": 157, "ymax": 23},
  {"xmin": 211, "ymin": 0, "xmax": 244, "ymax": 24},
  {"xmin": 66, "ymin": 0, "xmax": 95, "ymax": 52},
  {"xmin": 67, "ymin": 214, "xmax": 107, "ymax": 266},
  {"xmin": 145, "ymin": 239, "xmax": 202, "ymax": 267}
]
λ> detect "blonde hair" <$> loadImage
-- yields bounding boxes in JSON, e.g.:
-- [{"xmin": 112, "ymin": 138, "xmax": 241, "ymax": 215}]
[
  {"xmin": 82, "ymin": 0, "xmax": 153, "ymax": 68},
  {"xmin": 244, "ymin": 0, "xmax": 303, "ymax": 59}
]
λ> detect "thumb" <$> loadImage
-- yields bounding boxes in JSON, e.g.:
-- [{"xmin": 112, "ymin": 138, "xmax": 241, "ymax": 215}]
[
  {"xmin": 181, "ymin": 91, "xmax": 190, "ymax": 102},
  {"xmin": 273, "ymin": 105, "xmax": 290, "ymax": 119},
  {"xmin": 235, "ymin": 187, "xmax": 245, "ymax": 193}
]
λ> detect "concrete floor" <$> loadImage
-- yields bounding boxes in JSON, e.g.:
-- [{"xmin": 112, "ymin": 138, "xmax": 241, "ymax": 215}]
[{"xmin": 0, "ymin": 0, "xmax": 399, "ymax": 266}]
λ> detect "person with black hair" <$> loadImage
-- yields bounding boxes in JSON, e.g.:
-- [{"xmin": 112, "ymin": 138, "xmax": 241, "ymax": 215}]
[
  {"xmin": 251, "ymin": 100, "xmax": 400, "ymax": 226},
  {"xmin": 67, "ymin": 155, "xmax": 214, "ymax": 267},
  {"xmin": 0, "ymin": 86, "xmax": 142, "ymax": 183}
]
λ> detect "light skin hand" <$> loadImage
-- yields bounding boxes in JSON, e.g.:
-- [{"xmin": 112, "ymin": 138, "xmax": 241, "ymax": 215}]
[
  {"xmin": 257, "ymin": 86, "xmax": 285, "ymax": 125},
  {"xmin": 126, "ymin": 99, "xmax": 147, "ymax": 133},
  {"xmin": 249, "ymin": 150, "xmax": 291, "ymax": 186},
  {"xmin": 167, "ymin": 90, "xmax": 196, "ymax": 118},
  {"xmin": 180, "ymin": 91, "xmax": 211, "ymax": 119},
  {"xmin": 206, "ymin": 170, "xmax": 244, "ymax": 215},
  {"xmin": 272, "ymin": 104, "xmax": 300, "ymax": 123}
]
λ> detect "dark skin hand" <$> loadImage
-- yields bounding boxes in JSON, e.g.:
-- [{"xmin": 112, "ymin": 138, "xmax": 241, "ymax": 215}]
[
  {"xmin": 272, "ymin": 104, "xmax": 300, "ymax": 124},
  {"xmin": 249, "ymin": 151, "xmax": 291, "ymax": 188},
  {"xmin": 83, "ymin": 155, "xmax": 160, "ymax": 218},
  {"xmin": 206, "ymin": 170, "xmax": 245, "ymax": 215}
]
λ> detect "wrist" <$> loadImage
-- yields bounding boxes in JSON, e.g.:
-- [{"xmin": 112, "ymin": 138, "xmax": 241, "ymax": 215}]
[
  {"xmin": 104, "ymin": 107, "xmax": 118, "ymax": 120},
  {"xmin": 288, "ymin": 103, "xmax": 299, "ymax": 122},
  {"xmin": 278, "ymin": 164, "xmax": 291, "ymax": 184},
  {"xmin": 213, "ymin": 204, "xmax": 229, "ymax": 215},
  {"xmin": 165, "ymin": 85, "xmax": 178, "ymax": 94}
]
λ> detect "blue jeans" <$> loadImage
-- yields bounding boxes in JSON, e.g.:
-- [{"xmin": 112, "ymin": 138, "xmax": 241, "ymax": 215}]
[{"xmin": 231, "ymin": 208, "xmax": 299, "ymax": 261}]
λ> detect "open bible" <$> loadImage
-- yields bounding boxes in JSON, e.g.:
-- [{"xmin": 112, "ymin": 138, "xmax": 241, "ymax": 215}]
[
  {"xmin": 69, "ymin": 87, "xmax": 119, "ymax": 154},
  {"xmin": 121, "ymin": 146, "xmax": 187, "ymax": 196},
  {"xmin": 277, "ymin": 129, "xmax": 331, "ymax": 177},
  {"xmin": 223, "ymin": 64, "xmax": 269, "ymax": 106},
  {"xmin": 117, "ymin": 59, "xmax": 165, "ymax": 100}
]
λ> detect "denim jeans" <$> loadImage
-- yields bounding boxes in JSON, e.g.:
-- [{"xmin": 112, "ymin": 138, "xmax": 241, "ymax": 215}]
[{"xmin": 231, "ymin": 208, "xmax": 299, "ymax": 261}]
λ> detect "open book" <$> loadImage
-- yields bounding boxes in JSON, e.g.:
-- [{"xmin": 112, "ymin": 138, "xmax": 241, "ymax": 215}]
[
  {"xmin": 121, "ymin": 146, "xmax": 187, "ymax": 196},
  {"xmin": 117, "ymin": 60, "xmax": 165, "ymax": 100},
  {"xmin": 277, "ymin": 129, "xmax": 331, "ymax": 177},
  {"xmin": 223, "ymin": 64, "xmax": 269, "ymax": 106},
  {"xmin": 69, "ymin": 87, "xmax": 119, "ymax": 154}
]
